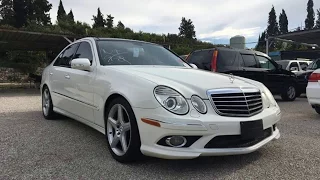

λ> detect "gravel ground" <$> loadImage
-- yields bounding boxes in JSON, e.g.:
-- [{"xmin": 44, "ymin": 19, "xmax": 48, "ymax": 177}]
[{"xmin": 1, "ymin": 90, "xmax": 320, "ymax": 180}]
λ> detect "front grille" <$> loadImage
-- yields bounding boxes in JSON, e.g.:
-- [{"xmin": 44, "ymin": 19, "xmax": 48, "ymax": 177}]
[
  {"xmin": 208, "ymin": 88, "xmax": 263, "ymax": 117},
  {"xmin": 204, "ymin": 128, "xmax": 272, "ymax": 148}
]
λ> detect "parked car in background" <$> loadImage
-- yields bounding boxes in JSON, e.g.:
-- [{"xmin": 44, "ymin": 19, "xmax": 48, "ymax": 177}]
[
  {"xmin": 41, "ymin": 38, "xmax": 281, "ymax": 162},
  {"xmin": 306, "ymin": 69, "xmax": 320, "ymax": 114},
  {"xmin": 186, "ymin": 47, "xmax": 299, "ymax": 101},
  {"xmin": 276, "ymin": 60, "xmax": 312, "ymax": 74},
  {"xmin": 295, "ymin": 58, "xmax": 320, "ymax": 96}
]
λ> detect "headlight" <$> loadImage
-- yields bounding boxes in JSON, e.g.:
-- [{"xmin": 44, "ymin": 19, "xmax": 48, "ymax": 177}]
[
  {"xmin": 154, "ymin": 86, "xmax": 189, "ymax": 115},
  {"xmin": 264, "ymin": 87, "xmax": 277, "ymax": 107},
  {"xmin": 191, "ymin": 95, "xmax": 207, "ymax": 114},
  {"xmin": 261, "ymin": 92, "xmax": 270, "ymax": 108}
]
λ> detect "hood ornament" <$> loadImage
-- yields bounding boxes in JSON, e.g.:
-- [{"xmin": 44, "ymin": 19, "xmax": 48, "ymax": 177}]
[{"xmin": 229, "ymin": 73, "xmax": 235, "ymax": 83}]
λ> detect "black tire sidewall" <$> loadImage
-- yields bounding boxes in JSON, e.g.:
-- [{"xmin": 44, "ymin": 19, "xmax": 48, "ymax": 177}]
[
  {"xmin": 105, "ymin": 97, "xmax": 142, "ymax": 163},
  {"xmin": 281, "ymin": 84, "xmax": 296, "ymax": 101}
]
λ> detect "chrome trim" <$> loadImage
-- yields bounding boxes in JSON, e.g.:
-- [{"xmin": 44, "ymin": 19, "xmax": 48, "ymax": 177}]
[{"xmin": 207, "ymin": 87, "xmax": 263, "ymax": 117}]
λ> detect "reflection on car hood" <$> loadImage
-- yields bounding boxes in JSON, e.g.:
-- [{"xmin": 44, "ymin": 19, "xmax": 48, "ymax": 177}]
[{"xmin": 106, "ymin": 65, "xmax": 263, "ymax": 98}]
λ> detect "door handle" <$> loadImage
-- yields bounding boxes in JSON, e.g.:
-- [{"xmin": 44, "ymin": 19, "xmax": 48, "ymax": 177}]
[
  {"xmin": 65, "ymin": 75, "xmax": 70, "ymax": 79},
  {"xmin": 49, "ymin": 72, "xmax": 53, "ymax": 75}
]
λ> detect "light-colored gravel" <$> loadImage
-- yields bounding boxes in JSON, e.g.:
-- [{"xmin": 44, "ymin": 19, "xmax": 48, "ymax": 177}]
[{"xmin": 1, "ymin": 91, "xmax": 320, "ymax": 180}]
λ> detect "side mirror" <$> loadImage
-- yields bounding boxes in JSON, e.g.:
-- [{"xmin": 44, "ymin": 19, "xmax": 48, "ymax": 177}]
[
  {"xmin": 71, "ymin": 58, "xmax": 91, "ymax": 71},
  {"xmin": 290, "ymin": 67, "xmax": 298, "ymax": 71},
  {"xmin": 190, "ymin": 63, "xmax": 198, "ymax": 69},
  {"xmin": 277, "ymin": 64, "xmax": 283, "ymax": 69}
]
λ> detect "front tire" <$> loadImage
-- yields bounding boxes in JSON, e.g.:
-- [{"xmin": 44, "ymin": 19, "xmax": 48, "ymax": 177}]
[
  {"xmin": 42, "ymin": 86, "xmax": 57, "ymax": 120},
  {"xmin": 281, "ymin": 85, "xmax": 296, "ymax": 101},
  {"xmin": 105, "ymin": 97, "xmax": 142, "ymax": 163},
  {"xmin": 315, "ymin": 107, "xmax": 320, "ymax": 114}
]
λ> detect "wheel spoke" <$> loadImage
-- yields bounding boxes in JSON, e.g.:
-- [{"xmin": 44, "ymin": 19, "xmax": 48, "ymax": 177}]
[
  {"xmin": 111, "ymin": 135, "xmax": 120, "ymax": 148},
  {"xmin": 108, "ymin": 117, "xmax": 118, "ymax": 129},
  {"xmin": 122, "ymin": 122, "xmax": 131, "ymax": 132},
  {"xmin": 120, "ymin": 132, "xmax": 128, "ymax": 151},
  {"xmin": 117, "ymin": 105, "xmax": 124, "ymax": 124}
]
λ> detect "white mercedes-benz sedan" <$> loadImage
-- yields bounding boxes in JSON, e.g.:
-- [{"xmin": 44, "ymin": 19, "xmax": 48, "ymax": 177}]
[
  {"xmin": 41, "ymin": 37, "xmax": 281, "ymax": 162},
  {"xmin": 306, "ymin": 69, "xmax": 320, "ymax": 114}
]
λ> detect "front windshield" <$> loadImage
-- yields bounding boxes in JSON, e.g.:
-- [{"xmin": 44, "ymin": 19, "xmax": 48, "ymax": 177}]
[{"xmin": 97, "ymin": 40, "xmax": 187, "ymax": 67}]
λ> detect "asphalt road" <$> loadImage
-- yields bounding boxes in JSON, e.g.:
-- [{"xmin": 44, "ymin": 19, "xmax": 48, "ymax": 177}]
[{"xmin": 1, "ymin": 90, "xmax": 320, "ymax": 180}]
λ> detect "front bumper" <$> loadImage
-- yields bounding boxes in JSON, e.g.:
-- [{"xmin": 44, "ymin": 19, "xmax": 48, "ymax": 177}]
[
  {"xmin": 133, "ymin": 103, "xmax": 281, "ymax": 159},
  {"xmin": 307, "ymin": 82, "xmax": 320, "ymax": 107}
]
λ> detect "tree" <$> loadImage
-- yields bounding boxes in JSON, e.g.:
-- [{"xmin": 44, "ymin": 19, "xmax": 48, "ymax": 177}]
[
  {"xmin": 116, "ymin": 21, "xmax": 125, "ymax": 29},
  {"xmin": 178, "ymin": 17, "xmax": 196, "ymax": 39},
  {"xmin": 67, "ymin": 9, "xmax": 74, "ymax": 23},
  {"xmin": 92, "ymin": 8, "xmax": 106, "ymax": 28},
  {"xmin": 267, "ymin": 6, "xmax": 279, "ymax": 37},
  {"xmin": 0, "ymin": 0, "xmax": 14, "ymax": 25},
  {"xmin": 57, "ymin": 0, "xmax": 66, "ymax": 23},
  {"xmin": 316, "ymin": 9, "xmax": 320, "ymax": 29},
  {"xmin": 279, "ymin": 9, "xmax": 288, "ymax": 34},
  {"xmin": 305, "ymin": 0, "xmax": 315, "ymax": 30},
  {"xmin": 13, "ymin": 0, "xmax": 27, "ymax": 28},
  {"xmin": 255, "ymin": 31, "xmax": 266, "ymax": 52},
  {"xmin": 106, "ymin": 14, "xmax": 114, "ymax": 28}
]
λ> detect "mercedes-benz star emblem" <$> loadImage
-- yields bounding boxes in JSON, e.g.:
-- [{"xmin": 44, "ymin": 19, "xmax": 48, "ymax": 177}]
[{"xmin": 229, "ymin": 74, "xmax": 234, "ymax": 83}]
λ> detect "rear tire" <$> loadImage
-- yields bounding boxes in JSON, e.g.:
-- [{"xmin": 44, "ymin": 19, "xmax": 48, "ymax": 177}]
[
  {"xmin": 42, "ymin": 86, "xmax": 57, "ymax": 120},
  {"xmin": 281, "ymin": 85, "xmax": 296, "ymax": 101},
  {"xmin": 105, "ymin": 97, "xmax": 142, "ymax": 163},
  {"xmin": 315, "ymin": 107, "xmax": 320, "ymax": 114}
]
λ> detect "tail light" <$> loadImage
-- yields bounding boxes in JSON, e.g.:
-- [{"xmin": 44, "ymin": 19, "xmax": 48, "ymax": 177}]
[
  {"xmin": 309, "ymin": 72, "xmax": 320, "ymax": 82},
  {"xmin": 211, "ymin": 50, "xmax": 218, "ymax": 72}
]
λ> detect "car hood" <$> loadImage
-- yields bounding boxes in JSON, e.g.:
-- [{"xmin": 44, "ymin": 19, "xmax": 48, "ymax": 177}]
[{"xmin": 104, "ymin": 66, "xmax": 264, "ymax": 98}]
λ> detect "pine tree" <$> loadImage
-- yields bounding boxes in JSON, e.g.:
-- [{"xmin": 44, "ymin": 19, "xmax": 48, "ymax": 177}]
[
  {"xmin": 0, "ymin": 0, "xmax": 14, "ymax": 25},
  {"xmin": 316, "ymin": 9, "xmax": 320, "ymax": 29},
  {"xmin": 279, "ymin": 9, "xmax": 288, "ymax": 34},
  {"xmin": 57, "ymin": 0, "xmax": 66, "ymax": 23},
  {"xmin": 178, "ymin": 17, "xmax": 196, "ymax": 39},
  {"xmin": 106, "ymin": 14, "xmax": 114, "ymax": 28},
  {"xmin": 13, "ymin": 0, "xmax": 27, "ymax": 28},
  {"xmin": 92, "ymin": 8, "xmax": 106, "ymax": 28},
  {"xmin": 67, "ymin": 9, "xmax": 74, "ymax": 23},
  {"xmin": 267, "ymin": 6, "xmax": 279, "ymax": 37},
  {"xmin": 117, "ymin": 21, "xmax": 125, "ymax": 29},
  {"xmin": 305, "ymin": 0, "xmax": 315, "ymax": 30},
  {"xmin": 31, "ymin": 0, "xmax": 52, "ymax": 25}
]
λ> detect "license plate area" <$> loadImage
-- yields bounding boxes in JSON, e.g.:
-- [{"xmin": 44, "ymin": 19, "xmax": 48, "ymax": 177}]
[{"xmin": 240, "ymin": 120, "xmax": 264, "ymax": 140}]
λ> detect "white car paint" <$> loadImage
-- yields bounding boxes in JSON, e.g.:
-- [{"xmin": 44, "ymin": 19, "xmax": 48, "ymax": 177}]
[
  {"xmin": 307, "ymin": 69, "xmax": 320, "ymax": 113},
  {"xmin": 41, "ymin": 37, "xmax": 281, "ymax": 160}
]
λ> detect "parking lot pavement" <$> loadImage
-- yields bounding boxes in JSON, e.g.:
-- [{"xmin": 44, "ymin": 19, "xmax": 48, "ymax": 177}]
[{"xmin": 1, "ymin": 91, "xmax": 320, "ymax": 180}]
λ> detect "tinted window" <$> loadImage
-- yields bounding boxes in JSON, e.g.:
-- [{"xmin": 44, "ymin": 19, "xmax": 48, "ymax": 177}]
[
  {"xmin": 257, "ymin": 55, "xmax": 276, "ymax": 70},
  {"xmin": 74, "ymin": 42, "xmax": 93, "ymax": 64},
  {"xmin": 217, "ymin": 50, "xmax": 238, "ymax": 66},
  {"xmin": 289, "ymin": 62, "xmax": 299, "ymax": 70},
  {"xmin": 299, "ymin": 62, "xmax": 308, "ymax": 71},
  {"xmin": 276, "ymin": 61, "xmax": 289, "ymax": 69},
  {"xmin": 97, "ymin": 40, "xmax": 186, "ymax": 67},
  {"xmin": 241, "ymin": 54, "xmax": 258, "ymax": 68},
  {"xmin": 188, "ymin": 50, "xmax": 213, "ymax": 70},
  {"xmin": 54, "ymin": 43, "xmax": 79, "ymax": 67}
]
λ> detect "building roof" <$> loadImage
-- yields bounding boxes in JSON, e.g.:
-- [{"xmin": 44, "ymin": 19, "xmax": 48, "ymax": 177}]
[
  {"xmin": 0, "ymin": 28, "xmax": 78, "ymax": 51},
  {"xmin": 273, "ymin": 28, "xmax": 320, "ymax": 47}
]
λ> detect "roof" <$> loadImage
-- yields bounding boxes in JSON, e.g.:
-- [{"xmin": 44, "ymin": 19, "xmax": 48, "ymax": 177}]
[
  {"xmin": 0, "ymin": 28, "xmax": 78, "ymax": 51},
  {"xmin": 273, "ymin": 28, "xmax": 320, "ymax": 47}
]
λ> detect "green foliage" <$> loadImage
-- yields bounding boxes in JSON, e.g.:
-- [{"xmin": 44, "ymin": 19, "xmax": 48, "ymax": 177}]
[
  {"xmin": 267, "ymin": 6, "xmax": 279, "ymax": 37},
  {"xmin": 316, "ymin": 9, "xmax": 320, "ymax": 29},
  {"xmin": 106, "ymin": 14, "xmax": 114, "ymax": 28},
  {"xmin": 0, "ymin": 0, "xmax": 14, "ymax": 25},
  {"xmin": 116, "ymin": 21, "xmax": 125, "ymax": 29},
  {"xmin": 305, "ymin": 0, "xmax": 315, "ymax": 30},
  {"xmin": 178, "ymin": 17, "xmax": 196, "ymax": 39},
  {"xmin": 255, "ymin": 31, "xmax": 266, "ymax": 52},
  {"xmin": 92, "ymin": 8, "xmax": 106, "ymax": 28},
  {"xmin": 67, "ymin": 10, "xmax": 74, "ymax": 23},
  {"xmin": 13, "ymin": 0, "xmax": 27, "ymax": 28},
  {"xmin": 279, "ymin": 9, "xmax": 288, "ymax": 34},
  {"xmin": 57, "ymin": 0, "xmax": 66, "ymax": 23}
]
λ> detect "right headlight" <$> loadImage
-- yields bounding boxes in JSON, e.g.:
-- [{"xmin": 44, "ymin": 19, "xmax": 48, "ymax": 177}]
[
  {"xmin": 191, "ymin": 95, "xmax": 207, "ymax": 114},
  {"xmin": 154, "ymin": 86, "xmax": 189, "ymax": 115},
  {"xmin": 263, "ymin": 87, "xmax": 277, "ymax": 107}
]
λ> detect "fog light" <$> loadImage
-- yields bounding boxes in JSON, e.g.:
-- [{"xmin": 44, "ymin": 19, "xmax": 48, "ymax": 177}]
[{"xmin": 165, "ymin": 136, "xmax": 187, "ymax": 147}]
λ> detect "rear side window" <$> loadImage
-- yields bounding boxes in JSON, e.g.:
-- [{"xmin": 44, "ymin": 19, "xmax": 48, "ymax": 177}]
[
  {"xmin": 299, "ymin": 62, "xmax": 308, "ymax": 70},
  {"xmin": 217, "ymin": 50, "xmax": 238, "ymax": 66},
  {"xmin": 289, "ymin": 62, "xmax": 299, "ymax": 69},
  {"xmin": 241, "ymin": 54, "xmax": 258, "ymax": 68},
  {"xmin": 187, "ymin": 50, "xmax": 213, "ymax": 70},
  {"xmin": 54, "ymin": 43, "xmax": 79, "ymax": 67}
]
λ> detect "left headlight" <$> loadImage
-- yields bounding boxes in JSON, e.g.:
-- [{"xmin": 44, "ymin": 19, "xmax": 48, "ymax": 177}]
[
  {"xmin": 154, "ymin": 86, "xmax": 189, "ymax": 115},
  {"xmin": 264, "ymin": 87, "xmax": 277, "ymax": 107},
  {"xmin": 191, "ymin": 95, "xmax": 207, "ymax": 114}
]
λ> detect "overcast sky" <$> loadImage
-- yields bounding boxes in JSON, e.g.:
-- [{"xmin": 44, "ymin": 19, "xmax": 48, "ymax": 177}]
[{"xmin": 49, "ymin": 0, "xmax": 319, "ymax": 47}]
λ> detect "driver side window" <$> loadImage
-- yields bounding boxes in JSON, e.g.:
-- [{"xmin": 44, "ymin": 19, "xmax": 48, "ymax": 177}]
[
  {"xmin": 257, "ymin": 55, "xmax": 276, "ymax": 70},
  {"xmin": 73, "ymin": 42, "xmax": 94, "ymax": 65}
]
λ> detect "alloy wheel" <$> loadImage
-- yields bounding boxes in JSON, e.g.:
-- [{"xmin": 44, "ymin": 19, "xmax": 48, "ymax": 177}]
[
  {"xmin": 107, "ymin": 104, "xmax": 131, "ymax": 156},
  {"xmin": 287, "ymin": 86, "xmax": 296, "ymax": 99},
  {"xmin": 42, "ymin": 89, "xmax": 50, "ymax": 116}
]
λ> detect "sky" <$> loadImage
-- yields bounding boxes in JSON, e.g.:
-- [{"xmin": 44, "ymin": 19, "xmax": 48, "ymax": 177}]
[{"xmin": 49, "ymin": 0, "xmax": 319, "ymax": 48}]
